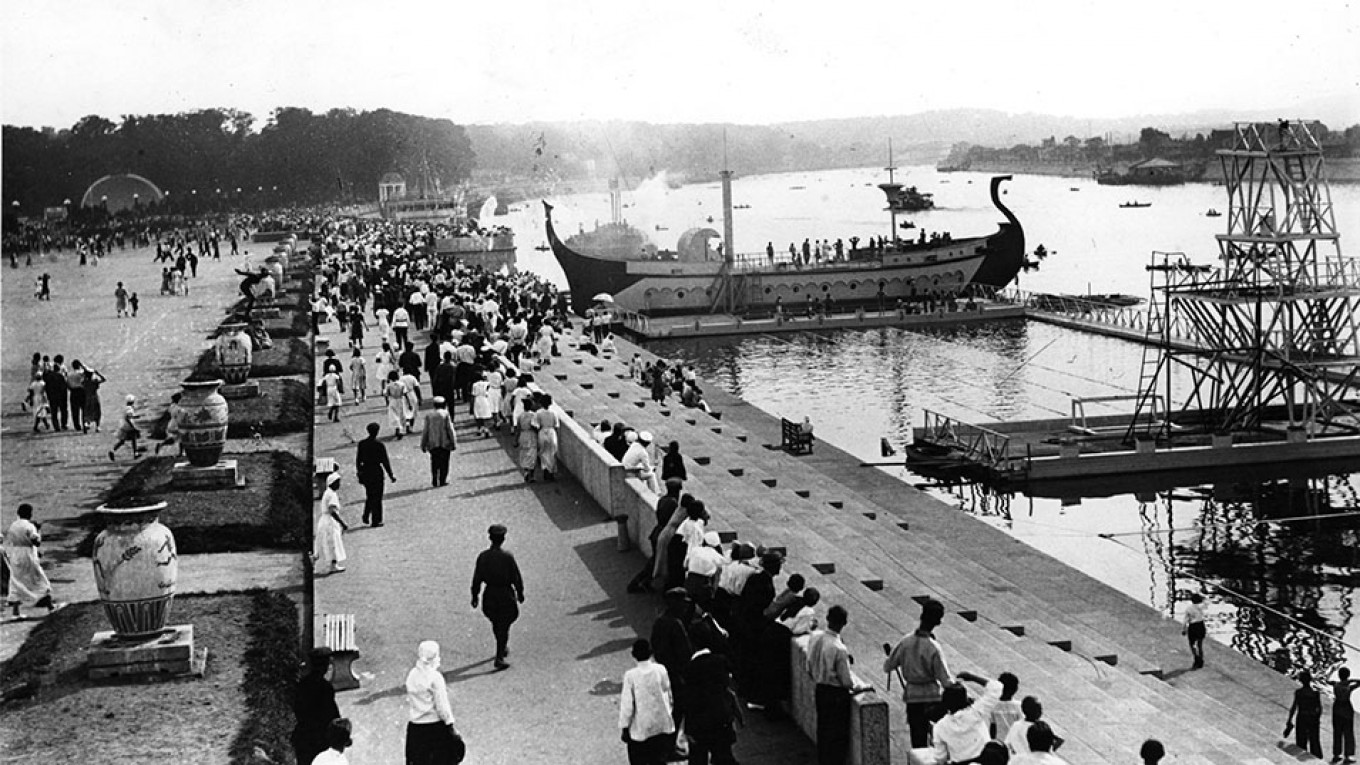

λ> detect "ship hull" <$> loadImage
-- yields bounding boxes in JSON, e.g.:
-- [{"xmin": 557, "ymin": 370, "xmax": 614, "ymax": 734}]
[{"xmin": 545, "ymin": 176, "xmax": 1025, "ymax": 316}]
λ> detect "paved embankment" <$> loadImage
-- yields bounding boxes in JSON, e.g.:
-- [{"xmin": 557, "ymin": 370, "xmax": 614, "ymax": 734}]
[{"xmin": 309, "ymin": 318, "xmax": 816, "ymax": 764}]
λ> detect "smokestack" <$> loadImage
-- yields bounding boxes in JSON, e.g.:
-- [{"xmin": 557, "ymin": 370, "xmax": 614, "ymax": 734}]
[{"xmin": 721, "ymin": 169, "xmax": 734, "ymax": 264}]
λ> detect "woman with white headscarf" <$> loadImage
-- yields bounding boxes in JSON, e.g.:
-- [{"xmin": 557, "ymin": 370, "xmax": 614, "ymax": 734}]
[
  {"xmin": 405, "ymin": 640, "xmax": 462, "ymax": 765},
  {"xmin": 314, "ymin": 472, "xmax": 348, "ymax": 574}
]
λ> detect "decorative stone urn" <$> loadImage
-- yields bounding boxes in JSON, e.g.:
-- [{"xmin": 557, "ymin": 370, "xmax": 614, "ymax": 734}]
[
  {"xmin": 178, "ymin": 380, "xmax": 229, "ymax": 467},
  {"xmin": 266, "ymin": 251, "xmax": 287, "ymax": 287},
  {"xmin": 92, "ymin": 501, "xmax": 178, "ymax": 638},
  {"xmin": 215, "ymin": 323, "xmax": 253, "ymax": 384}
]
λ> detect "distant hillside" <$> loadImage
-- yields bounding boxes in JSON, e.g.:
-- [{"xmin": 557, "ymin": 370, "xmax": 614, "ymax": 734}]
[{"xmin": 467, "ymin": 103, "xmax": 1360, "ymax": 186}]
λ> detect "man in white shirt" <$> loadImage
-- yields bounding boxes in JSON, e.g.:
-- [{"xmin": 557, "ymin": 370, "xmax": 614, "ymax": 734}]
[
  {"xmin": 1009, "ymin": 721, "xmax": 1068, "ymax": 764},
  {"xmin": 684, "ymin": 531, "xmax": 726, "ymax": 606},
  {"xmin": 622, "ymin": 430, "xmax": 660, "ymax": 493},
  {"xmin": 481, "ymin": 295, "xmax": 500, "ymax": 328},
  {"xmin": 408, "ymin": 290, "xmax": 426, "ymax": 331},
  {"xmin": 778, "ymin": 586, "xmax": 820, "ymax": 636},
  {"xmin": 806, "ymin": 605, "xmax": 872, "ymax": 765},
  {"xmin": 932, "ymin": 672, "xmax": 1005, "ymax": 764},
  {"xmin": 392, "ymin": 305, "xmax": 412, "ymax": 349},
  {"xmin": 619, "ymin": 638, "xmax": 675, "ymax": 765}
]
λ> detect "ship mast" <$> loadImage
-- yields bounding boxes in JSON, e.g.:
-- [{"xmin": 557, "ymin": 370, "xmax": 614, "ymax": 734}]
[
  {"xmin": 886, "ymin": 138, "xmax": 898, "ymax": 244},
  {"xmin": 721, "ymin": 131, "xmax": 734, "ymax": 265}
]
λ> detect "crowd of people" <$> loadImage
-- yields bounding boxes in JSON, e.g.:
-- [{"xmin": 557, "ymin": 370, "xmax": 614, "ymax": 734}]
[{"xmin": 274, "ymin": 210, "xmax": 1359, "ymax": 765}]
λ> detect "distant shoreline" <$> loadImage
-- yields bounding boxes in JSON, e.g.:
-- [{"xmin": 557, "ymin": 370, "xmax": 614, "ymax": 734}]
[{"xmin": 939, "ymin": 157, "xmax": 1360, "ymax": 184}]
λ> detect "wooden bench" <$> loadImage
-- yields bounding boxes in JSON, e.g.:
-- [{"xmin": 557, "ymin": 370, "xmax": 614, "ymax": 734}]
[
  {"xmin": 314, "ymin": 457, "xmax": 338, "ymax": 499},
  {"xmin": 321, "ymin": 613, "xmax": 361, "ymax": 691},
  {"xmin": 781, "ymin": 418, "xmax": 814, "ymax": 455}
]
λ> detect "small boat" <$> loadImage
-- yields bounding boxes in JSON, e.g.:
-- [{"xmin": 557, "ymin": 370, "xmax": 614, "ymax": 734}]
[
  {"xmin": 1069, "ymin": 187, "xmax": 1080, "ymax": 192},
  {"xmin": 533, "ymin": 244, "xmax": 550, "ymax": 252},
  {"xmin": 654, "ymin": 225, "xmax": 669, "ymax": 232},
  {"xmin": 1119, "ymin": 201, "xmax": 1152, "ymax": 209},
  {"xmin": 789, "ymin": 185, "xmax": 807, "ymax": 190},
  {"xmin": 1205, "ymin": 208, "xmax": 1222, "ymax": 217}
]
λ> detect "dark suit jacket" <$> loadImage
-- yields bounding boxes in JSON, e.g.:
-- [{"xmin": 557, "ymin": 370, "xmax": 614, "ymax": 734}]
[
  {"xmin": 355, "ymin": 437, "xmax": 392, "ymax": 484},
  {"xmin": 683, "ymin": 652, "xmax": 735, "ymax": 742}
]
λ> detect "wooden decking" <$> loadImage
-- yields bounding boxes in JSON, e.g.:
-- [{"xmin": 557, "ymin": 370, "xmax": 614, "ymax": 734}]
[{"xmin": 534, "ymin": 333, "xmax": 1327, "ymax": 765}]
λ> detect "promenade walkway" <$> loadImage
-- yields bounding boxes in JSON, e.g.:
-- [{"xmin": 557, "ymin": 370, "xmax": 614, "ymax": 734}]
[
  {"xmin": 310, "ymin": 320, "xmax": 816, "ymax": 764},
  {"xmin": 532, "ymin": 331, "xmax": 1334, "ymax": 764}
]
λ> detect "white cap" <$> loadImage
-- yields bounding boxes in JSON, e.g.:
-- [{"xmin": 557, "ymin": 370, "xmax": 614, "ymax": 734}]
[
  {"xmin": 703, "ymin": 531, "xmax": 721, "ymax": 547},
  {"xmin": 638, "ymin": 431, "xmax": 653, "ymax": 444}
]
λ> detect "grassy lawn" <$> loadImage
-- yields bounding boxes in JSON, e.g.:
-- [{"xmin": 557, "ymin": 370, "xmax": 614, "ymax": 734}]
[{"xmin": 0, "ymin": 591, "xmax": 301, "ymax": 765}]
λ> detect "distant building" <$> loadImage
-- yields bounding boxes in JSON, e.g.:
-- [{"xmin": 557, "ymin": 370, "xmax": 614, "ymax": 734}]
[
  {"xmin": 378, "ymin": 172, "xmax": 407, "ymax": 203},
  {"xmin": 1127, "ymin": 158, "xmax": 1183, "ymax": 181}
]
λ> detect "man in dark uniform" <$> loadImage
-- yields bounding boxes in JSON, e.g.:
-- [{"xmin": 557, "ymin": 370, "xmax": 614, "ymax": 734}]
[
  {"xmin": 291, "ymin": 647, "xmax": 340, "ymax": 765},
  {"xmin": 355, "ymin": 422, "xmax": 396, "ymax": 526},
  {"xmin": 471, "ymin": 524, "xmax": 524, "ymax": 670}
]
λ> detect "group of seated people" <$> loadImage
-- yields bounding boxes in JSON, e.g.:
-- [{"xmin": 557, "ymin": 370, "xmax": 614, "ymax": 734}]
[{"xmin": 627, "ymin": 355, "xmax": 710, "ymax": 413}]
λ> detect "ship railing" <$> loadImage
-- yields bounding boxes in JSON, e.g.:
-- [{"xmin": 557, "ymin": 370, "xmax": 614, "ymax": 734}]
[
  {"xmin": 920, "ymin": 409, "xmax": 1021, "ymax": 472},
  {"xmin": 614, "ymin": 308, "xmax": 650, "ymax": 335},
  {"xmin": 729, "ymin": 251, "xmax": 890, "ymax": 273}
]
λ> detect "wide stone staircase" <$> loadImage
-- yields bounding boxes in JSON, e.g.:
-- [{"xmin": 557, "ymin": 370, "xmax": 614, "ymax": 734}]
[{"xmin": 532, "ymin": 333, "xmax": 1324, "ymax": 765}]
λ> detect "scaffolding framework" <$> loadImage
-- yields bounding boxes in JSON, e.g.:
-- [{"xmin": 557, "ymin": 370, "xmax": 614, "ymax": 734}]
[{"xmin": 1129, "ymin": 121, "xmax": 1360, "ymax": 442}]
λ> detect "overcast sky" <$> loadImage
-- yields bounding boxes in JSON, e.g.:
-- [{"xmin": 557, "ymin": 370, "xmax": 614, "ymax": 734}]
[{"xmin": 3, "ymin": 0, "xmax": 1359, "ymax": 130}]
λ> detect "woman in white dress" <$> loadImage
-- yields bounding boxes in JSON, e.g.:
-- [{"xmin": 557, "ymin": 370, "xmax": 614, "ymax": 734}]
[
  {"xmin": 516, "ymin": 397, "xmax": 540, "ymax": 482},
  {"xmin": 314, "ymin": 472, "xmax": 348, "ymax": 574},
  {"xmin": 534, "ymin": 323, "xmax": 554, "ymax": 363},
  {"xmin": 374, "ymin": 342, "xmax": 394, "ymax": 388},
  {"xmin": 470, "ymin": 372, "xmax": 493, "ymax": 438},
  {"xmin": 4, "ymin": 503, "xmax": 56, "ymax": 617},
  {"xmin": 321, "ymin": 369, "xmax": 344, "ymax": 422},
  {"xmin": 349, "ymin": 349, "xmax": 367, "ymax": 404},
  {"xmin": 508, "ymin": 376, "xmax": 535, "ymax": 427},
  {"xmin": 375, "ymin": 307, "xmax": 393, "ymax": 348},
  {"xmin": 483, "ymin": 367, "xmax": 504, "ymax": 430},
  {"xmin": 534, "ymin": 393, "xmax": 560, "ymax": 481},
  {"xmin": 383, "ymin": 371, "xmax": 407, "ymax": 438}
]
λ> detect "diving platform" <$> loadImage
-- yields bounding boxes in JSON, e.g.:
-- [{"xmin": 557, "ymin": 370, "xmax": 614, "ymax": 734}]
[{"xmin": 909, "ymin": 405, "xmax": 1360, "ymax": 486}]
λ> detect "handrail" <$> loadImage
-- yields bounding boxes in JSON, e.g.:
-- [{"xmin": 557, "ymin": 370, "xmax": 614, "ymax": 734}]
[{"xmin": 920, "ymin": 408, "xmax": 1019, "ymax": 472}]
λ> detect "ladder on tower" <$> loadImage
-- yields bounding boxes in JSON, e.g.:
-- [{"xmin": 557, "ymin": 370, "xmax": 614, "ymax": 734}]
[{"xmin": 1124, "ymin": 253, "xmax": 1183, "ymax": 445}]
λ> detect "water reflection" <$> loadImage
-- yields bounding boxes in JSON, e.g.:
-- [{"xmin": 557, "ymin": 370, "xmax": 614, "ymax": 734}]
[
  {"xmin": 653, "ymin": 325, "xmax": 1360, "ymax": 676},
  {"xmin": 915, "ymin": 462, "xmax": 1360, "ymax": 677}
]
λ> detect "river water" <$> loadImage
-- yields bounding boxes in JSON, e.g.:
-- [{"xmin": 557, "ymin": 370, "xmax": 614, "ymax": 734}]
[{"xmin": 499, "ymin": 165, "xmax": 1360, "ymax": 676}]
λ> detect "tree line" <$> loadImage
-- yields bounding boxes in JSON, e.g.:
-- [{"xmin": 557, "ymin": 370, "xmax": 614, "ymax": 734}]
[{"xmin": 2, "ymin": 107, "xmax": 474, "ymax": 215}]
